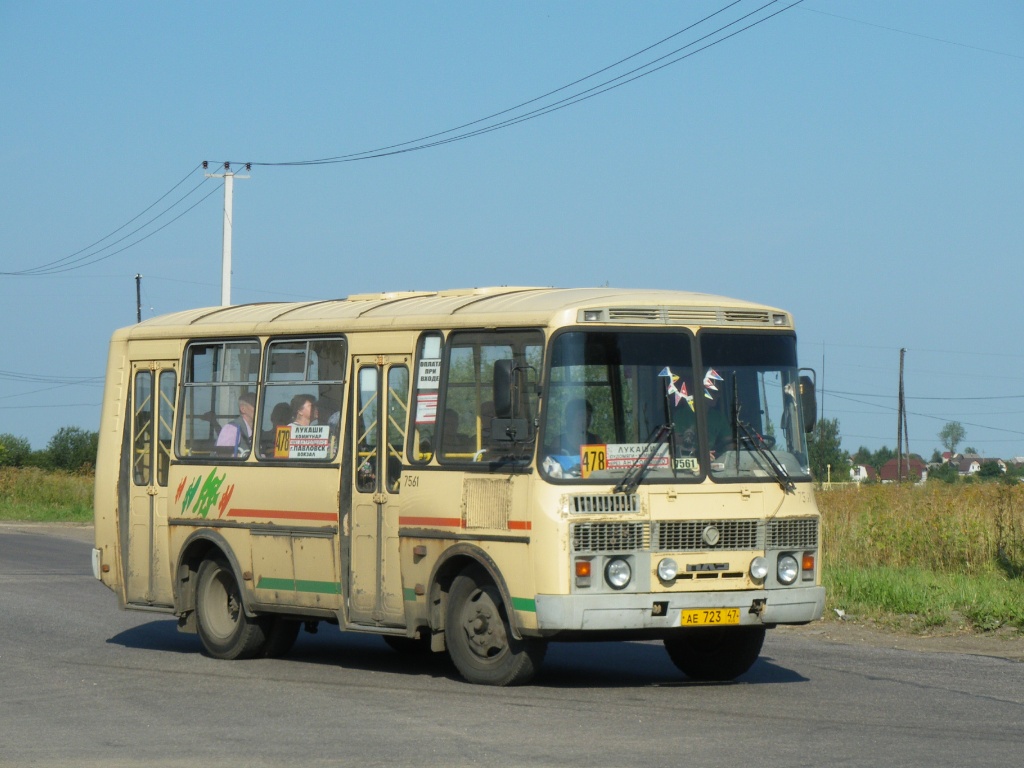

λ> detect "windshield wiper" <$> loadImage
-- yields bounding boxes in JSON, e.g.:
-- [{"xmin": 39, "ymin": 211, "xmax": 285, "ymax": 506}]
[
  {"xmin": 613, "ymin": 423, "xmax": 673, "ymax": 495},
  {"xmin": 728, "ymin": 376, "xmax": 793, "ymax": 493},
  {"xmin": 735, "ymin": 420, "xmax": 795, "ymax": 493}
]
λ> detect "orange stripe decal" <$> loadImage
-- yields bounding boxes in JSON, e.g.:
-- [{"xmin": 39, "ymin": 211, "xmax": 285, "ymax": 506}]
[{"xmin": 508, "ymin": 520, "xmax": 532, "ymax": 531}]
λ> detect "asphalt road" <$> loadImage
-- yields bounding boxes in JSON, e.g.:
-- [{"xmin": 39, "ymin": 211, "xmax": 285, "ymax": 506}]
[{"xmin": 2, "ymin": 524, "xmax": 1023, "ymax": 767}]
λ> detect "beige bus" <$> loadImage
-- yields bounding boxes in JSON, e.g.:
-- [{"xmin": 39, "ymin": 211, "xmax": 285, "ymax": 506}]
[{"xmin": 92, "ymin": 286, "xmax": 824, "ymax": 685}]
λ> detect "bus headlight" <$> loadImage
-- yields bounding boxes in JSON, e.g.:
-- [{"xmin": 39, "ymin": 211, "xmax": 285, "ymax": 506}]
[
  {"xmin": 777, "ymin": 554, "xmax": 799, "ymax": 585},
  {"xmin": 749, "ymin": 556, "xmax": 768, "ymax": 581},
  {"xmin": 657, "ymin": 558, "xmax": 678, "ymax": 582},
  {"xmin": 605, "ymin": 558, "xmax": 632, "ymax": 590}
]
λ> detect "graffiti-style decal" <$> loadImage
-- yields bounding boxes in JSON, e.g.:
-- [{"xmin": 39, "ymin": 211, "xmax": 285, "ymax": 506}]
[
  {"xmin": 217, "ymin": 483, "xmax": 235, "ymax": 517},
  {"xmin": 179, "ymin": 470, "xmax": 235, "ymax": 520},
  {"xmin": 175, "ymin": 476, "xmax": 188, "ymax": 504}
]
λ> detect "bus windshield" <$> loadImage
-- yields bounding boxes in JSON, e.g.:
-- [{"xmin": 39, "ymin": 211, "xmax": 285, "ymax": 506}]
[
  {"xmin": 540, "ymin": 329, "xmax": 811, "ymax": 484},
  {"xmin": 541, "ymin": 329, "xmax": 697, "ymax": 483},
  {"xmin": 699, "ymin": 331, "xmax": 811, "ymax": 484}
]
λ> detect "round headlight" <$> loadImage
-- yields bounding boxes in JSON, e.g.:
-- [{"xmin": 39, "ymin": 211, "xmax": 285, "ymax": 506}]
[
  {"xmin": 749, "ymin": 556, "xmax": 768, "ymax": 581},
  {"xmin": 605, "ymin": 558, "xmax": 632, "ymax": 590},
  {"xmin": 657, "ymin": 558, "xmax": 678, "ymax": 582},
  {"xmin": 777, "ymin": 554, "xmax": 799, "ymax": 585}
]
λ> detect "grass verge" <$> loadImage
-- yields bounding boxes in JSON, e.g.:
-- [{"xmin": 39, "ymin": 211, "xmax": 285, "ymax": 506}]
[
  {"xmin": 819, "ymin": 483, "xmax": 1024, "ymax": 633},
  {"xmin": 0, "ymin": 467, "xmax": 93, "ymax": 523}
]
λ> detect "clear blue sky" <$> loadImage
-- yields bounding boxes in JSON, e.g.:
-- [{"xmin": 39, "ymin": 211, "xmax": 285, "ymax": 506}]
[{"xmin": 2, "ymin": 1, "xmax": 1022, "ymax": 459}]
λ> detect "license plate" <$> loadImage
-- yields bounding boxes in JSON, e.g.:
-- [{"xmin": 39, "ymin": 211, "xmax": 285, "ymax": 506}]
[{"xmin": 680, "ymin": 608, "xmax": 741, "ymax": 626}]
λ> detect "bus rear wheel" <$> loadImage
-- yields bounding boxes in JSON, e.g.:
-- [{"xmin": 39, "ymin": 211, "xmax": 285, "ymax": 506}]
[
  {"xmin": 445, "ymin": 566, "xmax": 545, "ymax": 686},
  {"xmin": 664, "ymin": 626, "xmax": 765, "ymax": 682},
  {"xmin": 195, "ymin": 556, "xmax": 269, "ymax": 660}
]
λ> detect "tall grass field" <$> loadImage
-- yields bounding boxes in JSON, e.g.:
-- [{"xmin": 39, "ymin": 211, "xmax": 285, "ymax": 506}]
[
  {"xmin": 2, "ymin": 467, "xmax": 1022, "ymax": 631},
  {"xmin": 820, "ymin": 483, "xmax": 1024, "ymax": 631},
  {"xmin": 0, "ymin": 467, "xmax": 93, "ymax": 523}
]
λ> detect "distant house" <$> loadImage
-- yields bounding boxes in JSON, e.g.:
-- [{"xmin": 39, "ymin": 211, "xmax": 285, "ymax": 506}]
[
  {"xmin": 879, "ymin": 457, "xmax": 927, "ymax": 483},
  {"xmin": 956, "ymin": 454, "xmax": 983, "ymax": 475},
  {"xmin": 850, "ymin": 464, "xmax": 876, "ymax": 483},
  {"xmin": 950, "ymin": 454, "xmax": 1005, "ymax": 476}
]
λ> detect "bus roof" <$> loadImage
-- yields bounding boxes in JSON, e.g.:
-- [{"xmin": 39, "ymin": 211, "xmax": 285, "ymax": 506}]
[{"xmin": 114, "ymin": 286, "xmax": 792, "ymax": 340}]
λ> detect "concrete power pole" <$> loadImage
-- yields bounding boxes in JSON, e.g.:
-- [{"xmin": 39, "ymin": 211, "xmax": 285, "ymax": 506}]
[
  {"xmin": 897, "ymin": 348, "xmax": 908, "ymax": 483},
  {"xmin": 203, "ymin": 161, "xmax": 250, "ymax": 306}
]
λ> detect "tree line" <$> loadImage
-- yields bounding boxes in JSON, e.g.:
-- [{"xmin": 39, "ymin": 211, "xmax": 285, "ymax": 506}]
[
  {"xmin": 808, "ymin": 418, "xmax": 1024, "ymax": 484},
  {"xmin": 0, "ymin": 428, "xmax": 99, "ymax": 472}
]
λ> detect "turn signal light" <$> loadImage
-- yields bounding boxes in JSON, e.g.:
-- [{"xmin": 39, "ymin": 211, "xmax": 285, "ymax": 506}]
[
  {"xmin": 802, "ymin": 552, "xmax": 816, "ymax": 581},
  {"xmin": 575, "ymin": 558, "xmax": 592, "ymax": 589}
]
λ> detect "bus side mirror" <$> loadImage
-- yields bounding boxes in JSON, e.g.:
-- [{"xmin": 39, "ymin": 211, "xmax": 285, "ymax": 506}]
[
  {"xmin": 493, "ymin": 360, "xmax": 513, "ymax": 419},
  {"xmin": 799, "ymin": 372, "xmax": 817, "ymax": 433},
  {"xmin": 492, "ymin": 359, "xmax": 532, "ymax": 444}
]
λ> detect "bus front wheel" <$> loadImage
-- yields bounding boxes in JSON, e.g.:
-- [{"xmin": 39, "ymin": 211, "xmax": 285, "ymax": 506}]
[
  {"xmin": 195, "ymin": 556, "xmax": 269, "ymax": 660},
  {"xmin": 445, "ymin": 565, "xmax": 545, "ymax": 686},
  {"xmin": 664, "ymin": 626, "xmax": 765, "ymax": 682}
]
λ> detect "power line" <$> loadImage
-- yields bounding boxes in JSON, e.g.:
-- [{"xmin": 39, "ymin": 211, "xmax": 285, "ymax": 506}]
[
  {"xmin": 213, "ymin": 0, "xmax": 803, "ymax": 167},
  {"xmin": 238, "ymin": 0, "xmax": 750, "ymax": 169},
  {"xmin": 6, "ymin": 180, "xmax": 223, "ymax": 276},
  {"xmin": 827, "ymin": 389, "xmax": 1024, "ymax": 402},
  {"xmin": 1, "ymin": 164, "xmax": 207, "ymax": 276},
  {"xmin": 800, "ymin": 6, "xmax": 1024, "ymax": 61},
  {"xmin": 3, "ymin": 2, "xmax": 801, "ymax": 275}
]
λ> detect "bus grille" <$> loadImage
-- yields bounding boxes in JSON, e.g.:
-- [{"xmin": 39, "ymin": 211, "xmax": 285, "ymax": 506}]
[
  {"xmin": 656, "ymin": 520, "xmax": 762, "ymax": 551},
  {"xmin": 570, "ymin": 518, "xmax": 818, "ymax": 553},
  {"xmin": 767, "ymin": 518, "xmax": 819, "ymax": 548},
  {"xmin": 571, "ymin": 493, "xmax": 640, "ymax": 514},
  {"xmin": 571, "ymin": 522, "xmax": 650, "ymax": 552}
]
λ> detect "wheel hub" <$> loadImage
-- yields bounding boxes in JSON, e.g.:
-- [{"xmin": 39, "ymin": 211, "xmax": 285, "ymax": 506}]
[{"xmin": 461, "ymin": 588, "xmax": 507, "ymax": 659}]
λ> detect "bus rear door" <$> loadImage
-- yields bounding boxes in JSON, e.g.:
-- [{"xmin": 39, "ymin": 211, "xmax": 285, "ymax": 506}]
[{"xmin": 125, "ymin": 361, "xmax": 177, "ymax": 607}]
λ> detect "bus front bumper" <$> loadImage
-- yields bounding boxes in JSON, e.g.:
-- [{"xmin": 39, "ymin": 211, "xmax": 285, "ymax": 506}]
[{"xmin": 534, "ymin": 586, "xmax": 825, "ymax": 632}]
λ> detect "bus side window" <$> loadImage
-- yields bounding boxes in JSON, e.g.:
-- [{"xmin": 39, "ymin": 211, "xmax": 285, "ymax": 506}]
[
  {"xmin": 386, "ymin": 365, "xmax": 409, "ymax": 492},
  {"xmin": 178, "ymin": 340, "xmax": 260, "ymax": 459},
  {"xmin": 410, "ymin": 332, "xmax": 443, "ymax": 464},
  {"xmin": 132, "ymin": 371, "xmax": 153, "ymax": 485}
]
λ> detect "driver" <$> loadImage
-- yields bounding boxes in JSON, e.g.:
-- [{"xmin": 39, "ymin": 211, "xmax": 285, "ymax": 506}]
[
  {"xmin": 554, "ymin": 398, "xmax": 602, "ymax": 455},
  {"xmin": 703, "ymin": 368, "xmax": 733, "ymax": 456}
]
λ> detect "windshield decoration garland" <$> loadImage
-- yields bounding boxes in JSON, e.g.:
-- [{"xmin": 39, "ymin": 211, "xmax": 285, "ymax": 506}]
[{"xmin": 659, "ymin": 367, "xmax": 694, "ymax": 410}]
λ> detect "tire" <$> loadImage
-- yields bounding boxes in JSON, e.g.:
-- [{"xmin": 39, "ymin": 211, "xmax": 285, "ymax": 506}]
[
  {"xmin": 664, "ymin": 626, "xmax": 765, "ymax": 682},
  {"xmin": 195, "ymin": 556, "xmax": 269, "ymax": 660},
  {"xmin": 263, "ymin": 619, "xmax": 301, "ymax": 658},
  {"xmin": 445, "ymin": 565, "xmax": 546, "ymax": 686}
]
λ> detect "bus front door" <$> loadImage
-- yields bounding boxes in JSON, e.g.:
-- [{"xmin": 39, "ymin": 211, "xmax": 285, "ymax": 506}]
[
  {"xmin": 125, "ymin": 362, "xmax": 177, "ymax": 607},
  {"xmin": 347, "ymin": 357, "xmax": 411, "ymax": 627}
]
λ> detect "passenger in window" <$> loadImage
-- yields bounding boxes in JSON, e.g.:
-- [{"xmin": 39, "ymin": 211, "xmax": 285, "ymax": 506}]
[
  {"xmin": 289, "ymin": 394, "xmax": 316, "ymax": 427},
  {"xmin": 270, "ymin": 401, "xmax": 291, "ymax": 428},
  {"xmin": 554, "ymin": 399, "xmax": 602, "ymax": 455},
  {"xmin": 260, "ymin": 400, "xmax": 294, "ymax": 455},
  {"xmin": 216, "ymin": 392, "xmax": 256, "ymax": 457}
]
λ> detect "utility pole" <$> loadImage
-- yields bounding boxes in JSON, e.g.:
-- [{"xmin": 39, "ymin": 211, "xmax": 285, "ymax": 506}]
[
  {"xmin": 135, "ymin": 273, "xmax": 142, "ymax": 323},
  {"xmin": 897, "ymin": 348, "xmax": 907, "ymax": 483},
  {"xmin": 203, "ymin": 161, "xmax": 250, "ymax": 306}
]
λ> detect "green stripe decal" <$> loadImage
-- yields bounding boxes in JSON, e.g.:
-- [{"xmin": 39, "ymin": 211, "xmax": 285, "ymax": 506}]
[
  {"xmin": 403, "ymin": 587, "xmax": 418, "ymax": 602},
  {"xmin": 511, "ymin": 597, "xmax": 536, "ymax": 613},
  {"xmin": 256, "ymin": 577, "xmax": 341, "ymax": 594}
]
